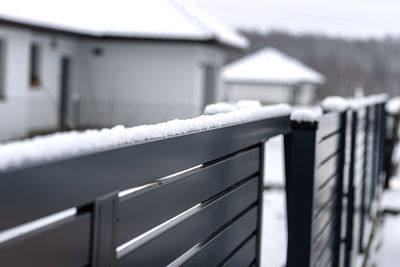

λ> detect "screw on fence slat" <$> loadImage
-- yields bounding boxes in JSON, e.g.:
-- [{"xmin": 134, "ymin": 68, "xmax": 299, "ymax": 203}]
[{"xmin": 91, "ymin": 191, "xmax": 118, "ymax": 267}]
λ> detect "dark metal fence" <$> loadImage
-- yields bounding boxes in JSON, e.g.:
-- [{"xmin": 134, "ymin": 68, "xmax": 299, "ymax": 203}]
[
  {"xmin": 0, "ymin": 98, "xmax": 395, "ymax": 267},
  {"xmin": 0, "ymin": 116, "xmax": 290, "ymax": 267},
  {"xmin": 342, "ymin": 102, "xmax": 387, "ymax": 267},
  {"xmin": 284, "ymin": 100, "xmax": 387, "ymax": 267},
  {"xmin": 285, "ymin": 111, "xmax": 347, "ymax": 267}
]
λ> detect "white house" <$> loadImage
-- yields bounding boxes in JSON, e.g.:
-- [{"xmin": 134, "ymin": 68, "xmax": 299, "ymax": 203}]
[
  {"xmin": 0, "ymin": 0, "xmax": 247, "ymax": 141},
  {"xmin": 223, "ymin": 47, "xmax": 325, "ymax": 105}
]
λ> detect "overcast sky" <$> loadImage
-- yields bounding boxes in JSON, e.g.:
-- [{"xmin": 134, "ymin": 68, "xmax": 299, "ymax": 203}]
[{"xmin": 191, "ymin": 0, "xmax": 400, "ymax": 39}]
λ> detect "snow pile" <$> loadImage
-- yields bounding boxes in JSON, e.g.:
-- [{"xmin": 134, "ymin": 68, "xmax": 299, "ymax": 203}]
[
  {"xmin": 203, "ymin": 102, "xmax": 236, "ymax": 115},
  {"xmin": 321, "ymin": 96, "xmax": 349, "ymax": 112},
  {"xmin": 321, "ymin": 94, "xmax": 388, "ymax": 112},
  {"xmin": 235, "ymin": 99, "xmax": 262, "ymax": 110},
  {"xmin": 386, "ymin": 97, "xmax": 400, "ymax": 115},
  {"xmin": 290, "ymin": 109, "xmax": 320, "ymax": 123},
  {"xmin": 0, "ymin": 103, "xmax": 290, "ymax": 171},
  {"xmin": 348, "ymin": 94, "xmax": 388, "ymax": 109},
  {"xmin": 203, "ymin": 99, "xmax": 262, "ymax": 115},
  {"xmin": 261, "ymin": 191, "xmax": 287, "ymax": 267}
]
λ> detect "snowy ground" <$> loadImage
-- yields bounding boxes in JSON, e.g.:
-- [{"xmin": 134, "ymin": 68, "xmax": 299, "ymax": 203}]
[
  {"xmin": 261, "ymin": 136, "xmax": 287, "ymax": 267},
  {"xmin": 366, "ymin": 176, "xmax": 400, "ymax": 267},
  {"xmin": 260, "ymin": 135, "xmax": 400, "ymax": 267}
]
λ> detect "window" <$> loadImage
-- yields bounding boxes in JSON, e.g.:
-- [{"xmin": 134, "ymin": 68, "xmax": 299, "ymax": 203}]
[
  {"xmin": 29, "ymin": 43, "xmax": 41, "ymax": 87},
  {"xmin": 0, "ymin": 38, "xmax": 5, "ymax": 99}
]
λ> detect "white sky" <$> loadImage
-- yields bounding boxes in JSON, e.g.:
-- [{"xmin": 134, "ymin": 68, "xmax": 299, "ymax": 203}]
[{"xmin": 190, "ymin": 0, "xmax": 400, "ymax": 39}]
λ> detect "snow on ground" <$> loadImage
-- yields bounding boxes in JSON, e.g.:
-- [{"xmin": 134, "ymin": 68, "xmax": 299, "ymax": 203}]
[
  {"xmin": 264, "ymin": 135, "xmax": 285, "ymax": 187},
  {"xmin": 261, "ymin": 136, "xmax": 287, "ymax": 267},
  {"xmin": 367, "ymin": 176, "xmax": 400, "ymax": 267},
  {"xmin": 261, "ymin": 190, "xmax": 287, "ymax": 267}
]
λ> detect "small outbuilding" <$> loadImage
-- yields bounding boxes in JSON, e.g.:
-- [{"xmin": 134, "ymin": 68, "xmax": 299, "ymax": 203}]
[{"xmin": 223, "ymin": 47, "xmax": 325, "ymax": 105}]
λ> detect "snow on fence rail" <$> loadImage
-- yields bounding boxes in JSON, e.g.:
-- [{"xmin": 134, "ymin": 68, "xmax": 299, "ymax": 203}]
[
  {"xmin": 0, "ymin": 102, "xmax": 290, "ymax": 171},
  {"xmin": 285, "ymin": 96, "xmax": 388, "ymax": 267},
  {"xmin": 0, "ymin": 102, "xmax": 291, "ymax": 266},
  {"xmin": 0, "ymin": 96, "xmax": 396, "ymax": 267}
]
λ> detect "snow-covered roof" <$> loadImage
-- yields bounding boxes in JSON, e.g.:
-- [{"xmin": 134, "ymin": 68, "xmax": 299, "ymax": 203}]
[
  {"xmin": 0, "ymin": 0, "xmax": 248, "ymax": 49},
  {"xmin": 223, "ymin": 47, "xmax": 326, "ymax": 85}
]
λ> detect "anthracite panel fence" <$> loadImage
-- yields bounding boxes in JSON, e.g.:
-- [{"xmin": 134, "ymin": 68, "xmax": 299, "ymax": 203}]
[
  {"xmin": 0, "ymin": 98, "xmax": 395, "ymax": 267},
  {"xmin": 284, "ymin": 100, "xmax": 388, "ymax": 267},
  {"xmin": 285, "ymin": 111, "xmax": 347, "ymax": 267},
  {"xmin": 0, "ymin": 116, "xmax": 291, "ymax": 267}
]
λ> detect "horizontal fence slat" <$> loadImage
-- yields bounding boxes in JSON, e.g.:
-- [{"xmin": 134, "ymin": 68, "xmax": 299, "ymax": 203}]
[
  {"xmin": 313, "ymin": 174, "xmax": 337, "ymax": 216},
  {"xmin": 0, "ymin": 116, "xmax": 290, "ymax": 232},
  {"xmin": 180, "ymin": 208, "xmax": 257, "ymax": 266},
  {"xmin": 117, "ymin": 148, "xmax": 260, "ymax": 245},
  {"xmin": 311, "ymin": 222, "xmax": 336, "ymax": 266},
  {"xmin": 312, "ymin": 205, "xmax": 337, "ymax": 247},
  {"xmin": 117, "ymin": 177, "xmax": 259, "ymax": 266},
  {"xmin": 221, "ymin": 235, "xmax": 257, "ymax": 267},
  {"xmin": 317, "ymin": 112, "xmax": 342, "ymax": 142},
  {"xmin": 0, "ymin": 214, "xmax": 91, "ymax": 267},
  {"xmin": 316, "ymin": 132, "xmax": 341, "ymax": 166},
  {"xmin": 315, "ymin": 154, "xmax": 340, "ymax": 190},
  {"xmin": 314, "ymin": 243, "xmax": 333, "ymax": 267}
]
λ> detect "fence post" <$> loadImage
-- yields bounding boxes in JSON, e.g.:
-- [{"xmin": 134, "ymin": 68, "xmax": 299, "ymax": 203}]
[
  {"xmin": 378, "ymin": 103, "xmax": 387, "ymax": 187},
  {"xmin": 256, "ymin": 140, "xmax": 266, "ymax": 267},
  {"xmin": 343, "ymin": 110, "xmax": 357, "ymax": 267},
  {"xmin": 359, "ymin": 107, "xmax": 370, "ymax": 253},
  {"xmin": 285, "ymin": 120, "xmax": 317, "ymax": 267},
  {"xmin": 384, "ymin": 112, "xmax": 400, "ymax": 188},
  {"xmin": 91, "ymin": 191, "xmax": 118, "ymax": 267}
]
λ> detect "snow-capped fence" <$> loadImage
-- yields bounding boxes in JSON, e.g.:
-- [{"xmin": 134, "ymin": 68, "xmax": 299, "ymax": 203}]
[
  {"xmin": 284, "ymin": 97, "xmax": 388, "ymax": 267},
  {"xmin": 285, "ymin": 111, "xmax": 347, "ymax": 267},
  {"xmin": 343, "ymin": 101, "xmax": 387, "ymax": 267},
  {"xmin": 0, "ymin": 96, "xmax": 395, "ymax": 267},
  {"xmin": 0, "ymin": 108, "xmax": 291, "ymax": 266}
]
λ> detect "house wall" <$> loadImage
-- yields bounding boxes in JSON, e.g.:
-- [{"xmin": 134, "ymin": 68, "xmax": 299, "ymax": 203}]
[
  {"xmin": 0, "ymin": 26, "xmax": 30, "ymax": 141},
  {"xmin": 0, "ymin": 25, "xmax": 81, "ymax": 141},
  {"xmin": 26, "ymin": 33, "xmax": 80, "ymax": 132},
  {"xmin": 77, "ymin": 41, "xmax": 225, "ymax": 127},
  {"xmin": 0, "ymin": 25, "xmax": 226, "ymax": 141}
]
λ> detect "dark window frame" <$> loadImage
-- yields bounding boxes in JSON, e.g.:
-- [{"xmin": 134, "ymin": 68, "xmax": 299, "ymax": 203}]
[
  {"xmin": 0, "ymin": 38, "xmax": 5, "ymax": 100},
  {"xmin": 29, "ymin": 43, "xmax": 41, "ymax": 88}
]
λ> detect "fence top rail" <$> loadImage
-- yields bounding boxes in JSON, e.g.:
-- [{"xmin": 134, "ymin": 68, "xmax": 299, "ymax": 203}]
[
  {"xmin": 0, "ymin": 103, "xmax": 290, "ymax": 174},
  {"xmin": 0, "ymin": 105, "xmax": 291, "ymax": 231}
]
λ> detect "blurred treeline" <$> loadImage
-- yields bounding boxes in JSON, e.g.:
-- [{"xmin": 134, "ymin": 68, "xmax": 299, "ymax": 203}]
[{"xmin": 226, "ymin": 30, "xmax": 400, "ymax": 99}]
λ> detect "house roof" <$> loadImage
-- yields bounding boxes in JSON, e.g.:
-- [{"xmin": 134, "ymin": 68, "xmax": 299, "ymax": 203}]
[
  {"xmin": 0, "ymin": 0, "xmax": 248, "ymax": 49},
  {"xmin": 223, "ymin": 47, "xmax": 325, "ymax": 85}
]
